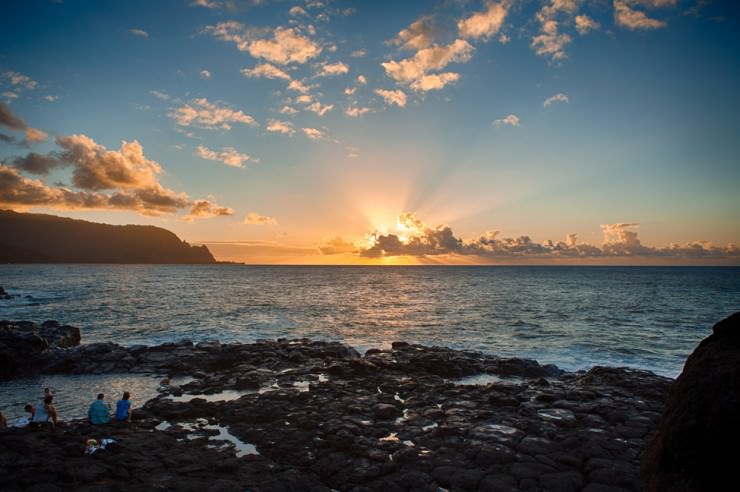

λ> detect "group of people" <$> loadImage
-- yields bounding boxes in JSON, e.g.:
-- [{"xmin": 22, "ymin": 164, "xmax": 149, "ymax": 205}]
[
  {"xmin": 88, "ymin": 392, "xmax": 133, "ymax": 425},
  {"xmin": 0, "ymin": 387, "xmax": 133, "ymax": 429}
]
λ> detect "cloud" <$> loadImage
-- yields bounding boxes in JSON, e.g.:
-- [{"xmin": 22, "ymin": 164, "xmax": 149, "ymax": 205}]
[
  {"xmin": 279, "ymin": 105, "xmax": 299, "ymax": 115},
  {"xmin": 3, "ymin": 71, "xmax": 37, "ymax": 90},
  {"xmin": 205, "ymin": 22, "xmax": 321, "ymax": 65},
  {"xmin": 302, "ymin": 127, "xmax": 324, "ymax": 139},
  {"xmin": 24, "ymin": 128, "xmax": 48, "ymax": 143},
  {"xmin": 184, "ymin": 199, "xmax": 234, "ymax": 221},
  {"xmin": 3, "ymin": 91, "xmax": 19, "ymax": 102},
  {"xmin": 544, "ymin": 93, "xmax": 569, "ymax": 107},
  {"xmin": 344, "ymin": 87, "xmax": 356, "ymax": 96},
  {"xmin": 2, "ymin": 134, "xmax": 232, "ymax": 218},
  {"xmin": 457, "ymin": 1, "xmax": 508, "ymax": 40},
  {"xmin": 351, "ymin": 49, "xmax": 367, "ymax": 58},
  {"xmin": 288, "ymin": 79, "xmax": 311, "ymax": 93},
  {"xmin": 531, "ymin": 1, "xmax": 575, "ymax": 62},
  {"xmin": 351, "ymin": 212, "xmax": 739, "ymax": 261},
  {"xmin": 392, "ymin": 16, "xmax": 436, "ymax": 50},
  {"xmin": 307, "ymin": 101, "xmax": 333, "ymax": 116},
  {"xmin": 614, "ymin": 0, "xmax": 667, "ymax": 30},
  {"xmin": 130, "ymin": 28, "xmax": 149, "ymax": 38},
  {"xmin": 0, "ymin": 103, "xmax": 28, "ymax": 130},
  {"xmin": 317, "ymin": 61, "xmax": 349, "ymax": 77},
  {"xmin": 241, "ymin": 63, "xmax": 291, "ymax": 80},
  {"xmin": 11, "ymin": 153, "xmax": 63, "ymax": 174},
  {"xmin": 150, "ymin": 90, "xmax": 171, "ymax": 100},
  {"xmin": 319, "ymin": 236, "xmax": 357, "ymax": 255},
  {"xmin": 200, "ymin": 69, "xmax": 211, "ymax": 78},
  {"xmin": 266, "ymin": 119, "xmax": 295, "ymax": 135},
  {"xmin": 375, "ymin": 89, "xmax": 407, "ymax": 107},
  {"xmin": 356, "ymin": 75, "xmax": 367, "ymax": 85},
  {"xmin": 170, "ymin": 98, "xmax": 257, "ymax": 130},
  {"xmin": 345, "ymin": 106, "xmax": 370, "ymax": 117},
  {"xmin": 493, "ymin": 114, "xmax": 520, "ymax": 127},
  {"xmin": 44, "ymin": 95, "xmax": 58, "ymax": 102},
  {"xmin": 244, "ymin": 212, "xmax": 278, "ymax": 225},
  {"xmin": 381, "ymin": 39, "xmax": 473, "ymax": 92},
  {"xmin": 289, "ymin": 6, "xmax": 308, "ymax": 17},
  {"xmin": 196, "ymin": 144, "xmax": 254, "ymax": 168},
  {"xmin": 575, "ymin": 14, "xmax": 600, "ymax": 35},
  {"xmin": 0, "ymin": 133, "xmax": 14, "ymax": 144}
]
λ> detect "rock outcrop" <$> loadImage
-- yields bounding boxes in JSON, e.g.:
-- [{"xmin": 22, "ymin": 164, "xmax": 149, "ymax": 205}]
[
  {"xmin": 0, "ymin": 321, "xmax": 677, "ymax": 491},
  {"xmin": 0, "ymin": 320, "xmax": 81, "ymax": 379},
  {"xmin": 641, "ymin": 312, "xmax": 740, "ymax": 492}
]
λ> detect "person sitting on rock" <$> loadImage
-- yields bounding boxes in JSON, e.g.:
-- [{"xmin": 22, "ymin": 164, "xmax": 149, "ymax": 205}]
[
  {"xmin": 28, "ymin": 399, "xmax": 52, "ymax": 428},
  {"xmin": 88, "ymin": 393, "xmax": 111, "ymax": 425},
  {"xmin": 115, "ymin": 391, "xmax": 133, "ymax": 423}
]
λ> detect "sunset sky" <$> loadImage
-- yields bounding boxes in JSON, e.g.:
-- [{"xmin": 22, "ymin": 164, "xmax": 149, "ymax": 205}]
[{"xmin": 1, "ymin": 0, "xmax": 738, "ymax": 264}]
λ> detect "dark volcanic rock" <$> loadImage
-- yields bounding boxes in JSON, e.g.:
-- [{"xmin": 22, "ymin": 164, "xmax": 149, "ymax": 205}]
[
  {"xmin": 0, "ymin": 320, "xmax": 81, "ymax": 379},
  {"xmin": 641, "ymin": 312, "xmax": 740, "ymax": 492}
]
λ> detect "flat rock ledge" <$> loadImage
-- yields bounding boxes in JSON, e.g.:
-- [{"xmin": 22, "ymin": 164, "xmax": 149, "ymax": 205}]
[{"xmin": 1, "ymin": 323, "xmax": 674, "ymax": 492}]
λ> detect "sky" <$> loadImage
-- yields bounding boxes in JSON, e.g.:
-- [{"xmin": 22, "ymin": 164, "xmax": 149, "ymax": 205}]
[{"xmin": 1, "ymin": 0, "xmax": 739, "ymax": 264}]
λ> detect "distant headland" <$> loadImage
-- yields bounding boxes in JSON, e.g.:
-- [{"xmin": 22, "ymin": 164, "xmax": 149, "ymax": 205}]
[{"xmin": 0, "ymin": 210, "xmax": 215, "ymax": 264}]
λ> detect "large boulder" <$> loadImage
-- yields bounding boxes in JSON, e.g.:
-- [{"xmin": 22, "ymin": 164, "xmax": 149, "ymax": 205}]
[{"xmin": 641, "ymin": 312, "xmax": 740, "ymax": 491}]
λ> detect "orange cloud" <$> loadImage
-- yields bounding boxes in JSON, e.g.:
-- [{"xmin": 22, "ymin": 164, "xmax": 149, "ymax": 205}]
[{"xmin": 243, "ymin": 212, "xmax": 278, "ymax": 225}]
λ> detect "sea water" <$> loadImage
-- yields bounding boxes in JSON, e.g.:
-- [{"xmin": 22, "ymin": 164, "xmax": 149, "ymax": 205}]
[{"xmin": 1, "ymin": 265, "xmax": 739, "ymax": 379}]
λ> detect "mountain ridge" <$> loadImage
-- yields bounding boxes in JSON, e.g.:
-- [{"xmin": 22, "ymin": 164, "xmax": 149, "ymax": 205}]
[{"xmin": 0, "ymin": 210, "xmax": 216, "ymax": 264}]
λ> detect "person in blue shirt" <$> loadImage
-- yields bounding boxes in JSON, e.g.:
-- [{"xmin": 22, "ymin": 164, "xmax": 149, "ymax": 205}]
[
  {"xmin": 88, "ymin": 393, "xmax": 111, "ymax": 425},
  {"xmin": 115, "ymin": 391, "xmax": 132, "ymax": 423}
]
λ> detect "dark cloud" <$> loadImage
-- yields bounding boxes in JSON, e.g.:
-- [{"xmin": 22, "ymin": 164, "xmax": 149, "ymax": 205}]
[
  {"xmin": 0, "ymin": 103, "xmax": 28, "ymax": 131},
  {"xmin": 12, "ymin": 152, "xmax": 64, "ymax": 174},
  {"xmin": 319, "ymin": 236, "xmax": 357, "ymax": 255}
]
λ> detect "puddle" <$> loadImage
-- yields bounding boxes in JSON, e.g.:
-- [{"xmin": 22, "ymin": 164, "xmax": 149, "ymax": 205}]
[
  {"xmin": 176, "ymin": 420, "xmax": 259, "ymax": 457},
  {"xmin": 451, "ymin": 373, "xmax": 523, "ymax": 386},
  {"xmin": 167, "ymin": 389, "xmax": 254, "ymax": 403}
]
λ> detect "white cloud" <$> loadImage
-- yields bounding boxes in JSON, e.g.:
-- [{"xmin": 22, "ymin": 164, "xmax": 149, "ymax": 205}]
[
  {"xmin": 170, "ymin": 98, "xmax": 257, "ymax": 130},
  {"xmin": 345, "ymin": 106, "xmax": 371, "ymax": 117},
  {"xmin": 351, "ymin": 49, "xmax": 367, "ymax": 58},
  {"xmin": 499, "ymin": 33, "xmax": 510, "ymax": 44},
  {"xmin": 279, "ymin": 105, "xmax": 299, "ymax": 115},
  {"xmin": 356, "ymin": 75, "xmax": 367, "ymax": 85},
  {"xmin": 344, "ymin": 87, "xmax": 357, "ymax": 96},
  {"xmin": 2, "ymin": 91, "xmax": 19, "ymax": 102},
  {"xmin": 200, "ymin": 69, "xmax": 211, "ymax": 79},
  {"xmin": 410, "ymin": 72, "xmax": 460, "ymax": 91},
  {"xmin": 244, "ymin": 212, "xmax": 278, "ymax": 225},
  {"xmin": 457, "ymin": 1, "xmax": 508, "ymax": 40},
  {"xmin": 44, "ymin": 95, "xmax": 58, "ymax": 102},
  {"xmin": 614, "ymin": 0, "xmax": 667, "ymax": 30},
  {"xmin": 295, "ymin": 94, "xmax": 312, "ymax": 104},
  {"xmin": 381, "ymin": 39, "xmax": 473, "ymax": 92},
  {"xmin": 206, "ymin": 22, "xmax": 322, "ymax": 65},
  {"xmin": 3, "ymin": 71, "xmax": 38, "ymax": 90},
  {"xmin": 266, "ymin": 119, "xmax": 295, "ymax": 135},
  {"xmin": 317, "ymin": 61, "xmax": 349, "ymax": 77},
  {"xmin": 196, "ymin": 144, "xmax": 253, "ymax": 168},
  {"xmin": 493, "ymin": 114, "xmax": 520, "ymax": 127},
  {"xmin": 307, "ymin": 101, "xmax": 333, "ymax": 116},
  {"xmin": 241, "ymin": 63, "xmax": 291, "ymax": 80},
  {"xmin": 130, "ymin": 28, "xmax": 149, "ymax": 38},
  {"xmin": 575, "ymin": 15, "xmax": 600, "ymax": 35},
  {"xmin": 150, "ymin": 90, "xmax": 171, "ymax": 100},
  {"xmin": 544, "ymin": 93, "xmax": 569, "ymax": 107},
  {"xmin": 375, "ymin": 89, "xmax": 407, "ymax": 107},
  {"xmin": 302, "ymin": 127, "xmax": 324, "ymax": 139},
  {"xmin": 289, "ymin": 6, "xmax": 308, "ymax": 17},
  {"xmin": 288, "ymin": 79, "xmax": 311, "ymax": 93}
]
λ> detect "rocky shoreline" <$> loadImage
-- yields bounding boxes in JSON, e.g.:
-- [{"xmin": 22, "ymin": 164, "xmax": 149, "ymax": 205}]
[{"xmin": 1, "ymin": 315, "xmax": 737, "ymax": 491}]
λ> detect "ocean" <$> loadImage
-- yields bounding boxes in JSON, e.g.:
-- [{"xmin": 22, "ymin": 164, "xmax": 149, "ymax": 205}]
[{"xmin": 1, "ymin": 265, "xmax": 739, "ymax": 378}]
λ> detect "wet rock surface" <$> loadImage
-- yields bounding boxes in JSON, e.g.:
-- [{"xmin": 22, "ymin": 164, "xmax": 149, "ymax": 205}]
[
  {"xmin": 641, "ymin": 312, "xmax": 740, "ymax": 492},
  {"xmin": 0, "ymin": 320, "xmax": 81, "ymax": 379},
  {"xmin": 0, "ymin": 323, "xmax": 676, "ymax": 491}
]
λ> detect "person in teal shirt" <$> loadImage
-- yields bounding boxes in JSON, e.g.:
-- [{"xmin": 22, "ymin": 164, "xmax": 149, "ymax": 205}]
[{"xmin": 88, "ymin": 393, "xmax": 111, "ymax": 425}]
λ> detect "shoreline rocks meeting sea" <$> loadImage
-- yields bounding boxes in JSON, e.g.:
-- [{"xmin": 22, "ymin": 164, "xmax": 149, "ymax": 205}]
[{"xmin": 1, "ymin": 314, "xmax": 738, "ymax": 491}]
